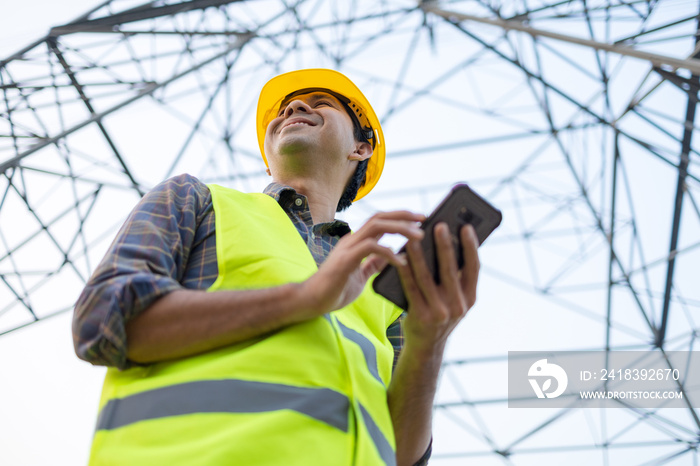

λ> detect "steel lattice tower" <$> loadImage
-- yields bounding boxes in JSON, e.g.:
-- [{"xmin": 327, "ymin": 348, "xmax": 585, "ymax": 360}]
[{"xmin": 2, "ymin": 1, "xmax": 699, "ymax": 464}]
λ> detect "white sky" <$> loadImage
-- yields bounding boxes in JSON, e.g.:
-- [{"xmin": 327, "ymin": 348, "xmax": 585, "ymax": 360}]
[
  {"xmin": 1, "ymin": 1, "xmax": 698, "ymax": 465},
  {"xmin": 0, "ymin": 2, "xmax": 107, "ymax": 465}
]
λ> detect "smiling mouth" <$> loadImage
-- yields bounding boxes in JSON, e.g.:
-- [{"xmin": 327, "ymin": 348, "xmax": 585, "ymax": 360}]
[{"xmin": 281, "ymin": 118, "xmax": 316, "ymax": 131}]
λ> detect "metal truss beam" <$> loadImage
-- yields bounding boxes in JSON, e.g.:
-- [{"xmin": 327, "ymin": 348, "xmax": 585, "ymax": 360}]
[
  {"xmin": 656, "ymin": 12, "xmax": 700, "ymax": 349},
  {"xmin": 1, "ymin": 2, "xmax": 699, "ymax": 463},
  {"xmin": 0, "ymin": 33, "xmax": 252, "ymax": 175},
  {"xmin": 49, "ymin": 0, "xmax": 242, "ymax": 36},
  {"xmin": 421, "ymin": 2, "xmax": 700, "ymax": 75},
  {"xmin": 46, "ymin": 37, "xmax": 144, "ymax": 196}
]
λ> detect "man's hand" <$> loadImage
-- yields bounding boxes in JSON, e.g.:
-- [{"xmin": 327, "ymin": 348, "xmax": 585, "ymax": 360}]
[
  {"xmin": 389, "ymin": 223, "xmax": 480, "ymax": 465},
  {"xmin": 397, "ymin": 222, "xmax": 480, "ymax": 353},
  {"xmin": 302, "ymin": 211, "xmax": 425, "ymax": 315}
]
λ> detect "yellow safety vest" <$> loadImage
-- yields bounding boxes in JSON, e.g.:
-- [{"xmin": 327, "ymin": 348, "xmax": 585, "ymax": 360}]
[{"xmin": 89, "ymin": 185, "xmax": 403, "ymax": 466}]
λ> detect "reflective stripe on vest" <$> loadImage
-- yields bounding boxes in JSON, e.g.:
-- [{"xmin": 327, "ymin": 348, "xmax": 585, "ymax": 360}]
[
  {"xmin": 360, "ymin": 404, "xmax": 396, "ymax": 466},
  {"xmin": 95, "ymin": 379, "xmax": 349, "ymax": 432},
  {"xmin": 94, "ymin": 377, "xmax": 396, "ymax": 466},
  {"xmin": 327, "ymin": 315, "xmax": 384, "ymax": 387},
  {"xmin": 337, "ymin": 320, "xmax": 385, "ymax": 387}
]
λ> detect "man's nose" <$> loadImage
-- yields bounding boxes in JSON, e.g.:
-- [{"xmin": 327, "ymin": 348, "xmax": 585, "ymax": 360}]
[{"xmin": 284, "ymin": 99, "xmax": 311, "ymax": 118}]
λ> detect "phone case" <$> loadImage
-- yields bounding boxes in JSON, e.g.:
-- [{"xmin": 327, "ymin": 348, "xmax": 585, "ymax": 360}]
[{"xmin": 372, "ymin": 184, "xmax": 502, "ymax": 310}]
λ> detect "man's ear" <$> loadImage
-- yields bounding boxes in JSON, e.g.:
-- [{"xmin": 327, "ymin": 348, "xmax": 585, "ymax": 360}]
[{"xmin": 348, "ymin": 141, "xmax": 373, "ymax": 162}]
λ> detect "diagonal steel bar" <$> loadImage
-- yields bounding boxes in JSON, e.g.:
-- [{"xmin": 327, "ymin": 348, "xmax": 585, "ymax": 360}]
[
  {"xmin": 0, "ymin": 33, "xmax": 252, "ymax": 175},
  {"xmin": 614, "ymin": 15, "xmax": 699, "ymax": 45},
  {"xmin": 0, "ymin": 306, "xmax": 72, "ymax": 336},
  {"xmin": 164, "ymin": 49, "xmax": 239, "ymax": 178},
  {"xmin": 47, "ymin": 37, "xmax": 144, "ymax": 196},
  {"xmin": 0, "ymin": 0, "xmax": 112, "ymax": 68},
  {"xmin": 48, "ymin": 0, "xmax": 242, "ymax": 36},
  {"xmin": 421, "ymin": 2, "xmax": 700, "ymax": 75},
  {"xmin": 0, "ymin": 274, "xmax": 36, "ymax": 320}
]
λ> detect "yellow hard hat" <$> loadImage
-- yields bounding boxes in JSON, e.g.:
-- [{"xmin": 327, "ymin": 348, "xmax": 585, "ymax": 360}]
[{"xmin": 256, "ymin": 68, "xmax": 385, "ymax": 201}]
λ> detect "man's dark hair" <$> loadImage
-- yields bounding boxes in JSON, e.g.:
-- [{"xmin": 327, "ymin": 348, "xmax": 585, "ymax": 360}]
[{"xmin": 336, "ymin": 100, "xmax": 371, "ymax": 212}]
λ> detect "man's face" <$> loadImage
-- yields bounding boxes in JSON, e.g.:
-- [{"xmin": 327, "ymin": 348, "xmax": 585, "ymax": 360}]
[{"xmin": 263, "ymin": 91, "xmax": 359, "ymax": 170}]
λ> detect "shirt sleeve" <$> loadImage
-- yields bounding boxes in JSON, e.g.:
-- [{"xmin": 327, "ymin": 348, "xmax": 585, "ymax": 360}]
[
  {"xmin": 387, "ymin": 311, "xmax": 406, "ymax": 372},
  {"xmin": 72, "ymin": 174, "xmax": 211, "ymax": 369}
]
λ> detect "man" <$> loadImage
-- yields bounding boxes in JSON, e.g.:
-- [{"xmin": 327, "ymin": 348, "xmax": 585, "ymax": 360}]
[{"xmin": 74, "ymin": 69, "xmax": 480, "ymax": 466}]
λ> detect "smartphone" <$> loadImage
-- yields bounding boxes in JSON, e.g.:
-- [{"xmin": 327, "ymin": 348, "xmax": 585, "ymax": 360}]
[{"xmin": 372, "ymin": 184, "xmax": 502, "ymax": 310}]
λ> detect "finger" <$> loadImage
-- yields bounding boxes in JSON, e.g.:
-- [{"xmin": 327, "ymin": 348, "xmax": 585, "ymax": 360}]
[
  {"xmin": 434, "ymin": 223, "xmax": 461, "ymax": 301},
  {"xmin": 460, "ymin": 225, "xmax": 480, "ymax": 309},
  {"xmin": 353, "ymin": 219, "xmax": 425, "ymax": 243},
  {"xmin": 359, "ymin": 211, "xmax": 425, "ymax": 241},
  {"xmin": 328, "ymin": 240, "xmax": 403, "ymax": 289},
  {"xmin": 360, "ymin": 254, "xmax": 390, "ymax": 277},
  {"xmin": 395, "ymin": 253, "xmax": 426, "ymax": 308},
  {"xmin": 370, "ymin": 210, "xmax": 426, "ymax": 222},
  {"xmin": 405, "ymin": 239, "xmax": 443, "ymax": 311},
  {"xmin": 354, "ymin": 239, "xmax": 406, "ymax": 269}
]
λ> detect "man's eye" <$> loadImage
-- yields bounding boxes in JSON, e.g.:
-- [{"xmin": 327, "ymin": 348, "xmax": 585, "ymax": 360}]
[{"xmin": 315, "ymin": 101, "xmax": 331, "ymax": 107}]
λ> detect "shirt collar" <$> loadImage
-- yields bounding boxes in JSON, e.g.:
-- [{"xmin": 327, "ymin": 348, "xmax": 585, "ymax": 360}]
[
  {"xmin": 263, "ymin": 182, "xmax": 298, "ymax": 208},
  {"xmin": 262, "ymin": 182, "xmax": 351, "ymax": 237}
]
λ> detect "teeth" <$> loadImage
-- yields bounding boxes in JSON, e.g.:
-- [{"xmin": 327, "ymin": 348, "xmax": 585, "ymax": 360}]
[{"xmin": 287, "ymin": 122, "xmax": 309, "ymax": 127}]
